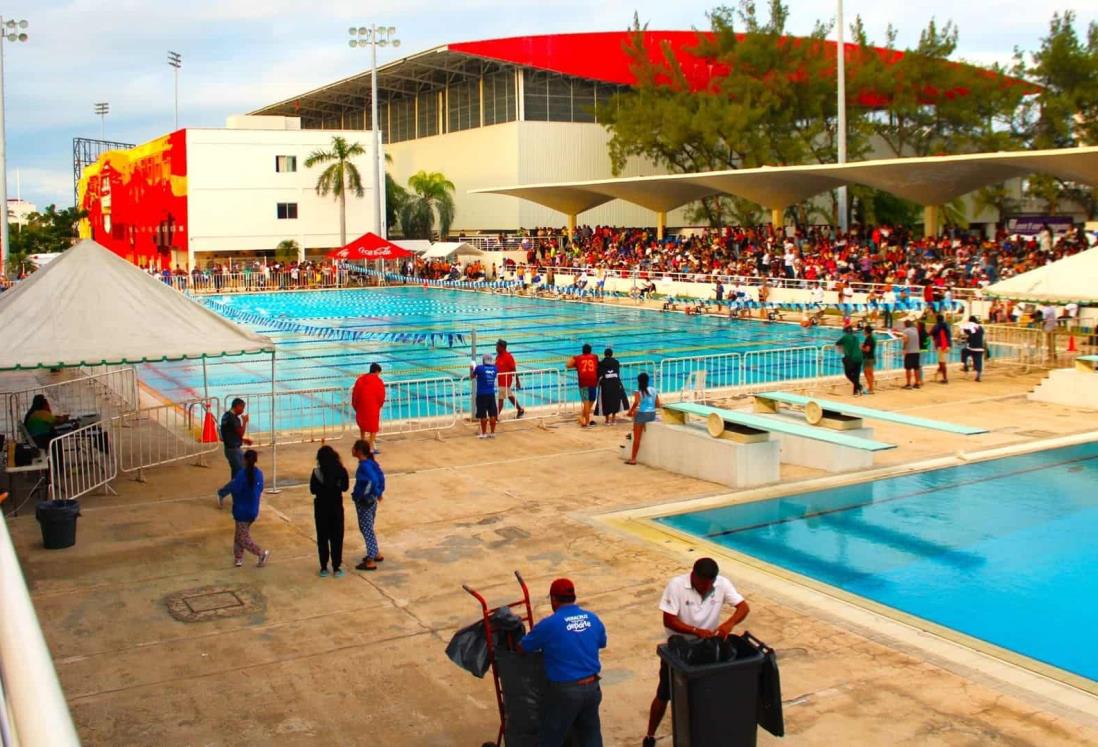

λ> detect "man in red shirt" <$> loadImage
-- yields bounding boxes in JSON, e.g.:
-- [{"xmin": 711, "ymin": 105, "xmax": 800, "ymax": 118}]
[
  {"xmin": 567, "ymin": 343, "xmax": 600, "ymax": 428},
  {"xmin": 494, "ymin": 339, "xmax": 525, "ymax": 419}
]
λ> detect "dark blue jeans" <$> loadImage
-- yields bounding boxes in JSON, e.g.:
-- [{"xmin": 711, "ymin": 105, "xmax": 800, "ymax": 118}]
[
  {"xmin": 540, "ymin": 680, "xmax": 602, "ymax": 747},
  {"xmin": 218, "ymin": 446, "xmax": 244, "ymax": 497}
]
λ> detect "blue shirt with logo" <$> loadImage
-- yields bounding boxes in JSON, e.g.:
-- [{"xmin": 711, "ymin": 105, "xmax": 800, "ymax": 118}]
[
  {"xmin": 519, "ymin": 604, "xmax": 606, "ymax": 683},
  {"xmin": 473, "ymin": 363, "xmax": 498, "ymax": 396}
]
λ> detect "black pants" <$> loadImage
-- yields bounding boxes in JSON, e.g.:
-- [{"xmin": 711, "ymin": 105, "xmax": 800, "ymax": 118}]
[
  {"xmin": 314, "ymin": 501, "xmax": 345, "ymax": 571},
  {"xmin": 968, "ymin": 351, "xmax": 984, "ymax": 377},
  {"xmin": 541, "ymin": 680, "xmax": 602, "ymax": 747},
  {"xmin": 842, "ymin": 358, "xmax": 862, "ymax": 393},
  {"xmin": 883, "ymin": 309, "xmax": 893, "ymax": 329}
]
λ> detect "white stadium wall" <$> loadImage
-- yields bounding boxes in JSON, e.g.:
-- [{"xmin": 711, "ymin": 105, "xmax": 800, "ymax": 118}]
[
  {"xmin": 185, "ymin": 128, "xmax": 380, "ymax": 259},
  {"xmin": 385, "ymin": 121, "xmax": 687, "ymax": 234}
]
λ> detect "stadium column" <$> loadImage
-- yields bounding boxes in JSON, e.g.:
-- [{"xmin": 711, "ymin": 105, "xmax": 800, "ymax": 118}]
[
  {"xmin": 657, "ymin": 211, "xmax": 666, "ymax": 240},
  {"xmin": 770, "ymin": 208, "xmax": 784, "ymax": 230},
  {"xmin": 923, "ymin": 205, "xmax": 941, "ymax": 238},
  {"xmin": 567, "ymin": 213, "xmax": 576, "ymax": 237}
]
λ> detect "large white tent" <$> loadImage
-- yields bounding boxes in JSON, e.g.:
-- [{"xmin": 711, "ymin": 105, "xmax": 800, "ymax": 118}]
[
  {"xmin": 985, "ymin": 248, "xmax": 1098, "ymax": 305},
  {"xmin": 0, "ymin": 240, "xmax": 273, "ymax": 370}
]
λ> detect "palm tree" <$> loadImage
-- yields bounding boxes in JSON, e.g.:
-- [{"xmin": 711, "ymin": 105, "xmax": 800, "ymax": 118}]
[
  {"xmin": 384, "ymin": 152, "xmax": 410, "ymax": 235},
  {"xmin": 400, "ymin": 171, "xmax": 456, "ymax": 240},
  {"xmin": 274, "ymin": 239, "xmax": 300, "ymax": 264},
  {"xmin": 304, "ymin": 136, "xmax": 366, "ymax": 247}
]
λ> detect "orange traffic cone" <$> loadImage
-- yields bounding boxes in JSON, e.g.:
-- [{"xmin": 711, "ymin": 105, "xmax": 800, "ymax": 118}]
[
  {"xmin": 1067, "ymin": 334, "xmax": 1078, "ymax": 353},
  {"xmin": 201, "ymin": 410, "xmax": 219, "ymax": 443}
]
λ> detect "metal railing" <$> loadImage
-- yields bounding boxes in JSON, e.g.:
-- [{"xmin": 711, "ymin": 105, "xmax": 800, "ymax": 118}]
[
  {"xmin": 165, "ymin": 268, "xmax": 365, "ymax": 295},
  {"xmin": 741, "ymin": 346, "xmax": 823, "ymax": 393},
  {"xmin": 658, "ymin": 353, "xmax": 743, "ymax": 402},
  {"xmin": 48, "ymin": 420, "xmax": 117, "ymax": 501},
  {"xmin": 113, "ymin": 398, "xmax": 222, "ymax": 475},
  {"xmin": 380, "ymin": 376, "xmax": 461, "ymax": 434},
  {"xmin": 982, "ymin": 324, "xmax": 1052, "ymax": 370},
  {"xmin": 6, "ymin": 367, "xmax": 138, "ymax": 442},
  {"xmin": 497, "ymin": 368, "xmax": 565, "ymax": 418},
  {"xmin": 0, "ymin": 518, "xmax": 81, "ymax": 746},
  {"xmin": 228, "ymin": 388, "xmax": 349, "ymax": 446}
]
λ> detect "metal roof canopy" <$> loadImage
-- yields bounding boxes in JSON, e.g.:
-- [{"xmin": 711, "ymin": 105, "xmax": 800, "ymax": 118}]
[{"xmin": 472, "ymin": 146, "xmax": 1098, "ymax": 217}]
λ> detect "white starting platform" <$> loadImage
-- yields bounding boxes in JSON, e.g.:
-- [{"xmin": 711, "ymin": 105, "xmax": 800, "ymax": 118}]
[
  {"xmin": 619, "ymin": 420, "xmax": 780, "ymax": 488},
  {"xmin": 1028, "ymin": 356, "xmax": 1098, "ymax": 409}
]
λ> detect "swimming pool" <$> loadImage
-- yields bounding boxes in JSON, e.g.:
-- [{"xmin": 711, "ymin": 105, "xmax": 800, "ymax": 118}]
[
  {"xmin": 656, "ymin": 441, "xmax": 1098, "ymax": 683},
  {"xmin": 141, "ymin": 287, "xmax": 847, "ymax": 407}
]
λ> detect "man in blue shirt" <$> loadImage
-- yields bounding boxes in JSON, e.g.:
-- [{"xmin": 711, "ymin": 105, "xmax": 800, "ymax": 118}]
[
  {"xmin": 471, "ymin": 353, "xmax": 499, "ymax": 439},
  {"xmin": 519, "ymin": 578, "xmax": 607, "ymax": 747}
]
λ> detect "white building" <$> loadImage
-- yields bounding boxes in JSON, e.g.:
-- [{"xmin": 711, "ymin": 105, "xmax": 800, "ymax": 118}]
[
  {"xmin": 7, "ymin": 198, "xmax": 37, "ymax": 226},
  {"xmin": 78, "ymin": 116, "xmax": 380, "ymax": 269}
]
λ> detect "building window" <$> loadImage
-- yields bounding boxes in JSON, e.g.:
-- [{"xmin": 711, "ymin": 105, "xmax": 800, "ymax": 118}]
[
  {"xmin": 276, "ymin": 202, "xmax": 298, "ymax": 220},
  {"xmin": 275, "ymin": 155, "xmax": 297, "ymax": 172},
  {"xmin": 483, "ymin": 70, "xmax": 516, "ymax": 126},
  {"xmin": 524, "ymin": 70, "xmax": 549, "ymax": 121},
  {"xmin": 447, "ymin": 80, "xmax": 481, "ymax": 133},
  {"xmin": 417, "ymin": 90, "xmax": 440, "ymax": 137},
  {"xmin": 389, "ymin": 96, "xmax": 416, "ymax": 143}
]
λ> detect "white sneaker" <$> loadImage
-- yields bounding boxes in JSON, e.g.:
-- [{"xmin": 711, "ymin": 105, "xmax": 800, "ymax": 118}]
[
  {"xmin": 234, "ymin": 558, "xmax": 243, "ymax": 567},
  {"xmin": 257, "ymin": 550, "xmax": 271, "ymax": 568},
  {"xmin": 478, "ymin": 433, "xmax": 487, "ymax": 439},
  {"xmin": 488, "ymin": 433, "xmax": 496, "ymax": 439}
]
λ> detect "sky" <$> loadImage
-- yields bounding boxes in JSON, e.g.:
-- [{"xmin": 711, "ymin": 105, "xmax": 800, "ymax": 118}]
[{"xmin": 2, "ymin": 0, "xmax": 1094, "ymax": 211}]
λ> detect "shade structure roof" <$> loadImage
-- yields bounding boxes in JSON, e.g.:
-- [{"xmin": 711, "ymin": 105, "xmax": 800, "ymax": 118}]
[
  {"xmin": 327, "ymin": 232, "xmax": 415, "ymax": 260},
  {"xmin": 472, "ymin": 146, "xmax": 1098, "ymax": 216},
  {"xmin": 985, "ymin": 247, "xmax": 1098, "ymax": 304},
  {"xmin": 0, "ymin": 240, "xmax": 274, "ymax": 370}
]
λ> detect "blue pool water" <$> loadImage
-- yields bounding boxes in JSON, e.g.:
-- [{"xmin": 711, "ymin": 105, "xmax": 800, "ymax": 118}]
[
  {"xmin": 142, "ymin": 287, "xmax": 847, "ymax": 410},
  {"xmin": 657, "ymin": 442, "xmax": 1098, "ymax": 682}
]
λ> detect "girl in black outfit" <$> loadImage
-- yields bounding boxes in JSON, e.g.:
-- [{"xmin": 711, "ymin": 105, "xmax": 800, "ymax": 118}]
[
  {"xmin": 596, "ymin": 348, "xmax": 630, "ymax": 424},
  {"xmin": 309, "ymin": 445, "xmax": 349, "ymax": 577}
]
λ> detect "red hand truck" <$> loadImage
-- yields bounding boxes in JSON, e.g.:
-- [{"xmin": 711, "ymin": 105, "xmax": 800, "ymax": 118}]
[{"xmin": 462, "ymin": 570, "xmax": 536, "ymax": 747}]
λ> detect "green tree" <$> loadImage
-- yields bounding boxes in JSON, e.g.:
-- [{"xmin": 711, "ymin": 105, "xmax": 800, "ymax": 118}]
[
  {"xmin": 399, "ymin": 171, "xmax": 456, "ymax": 240},
  {"xmin": 1022, "ymin": 11, "xmax": 1098, "ymax": 217},
  {"xmin": 274, "ymin": 239, "xmax": 300, "ymax": 264},
  {"xmin": 304, "ymin": 135, "xmax": 366, "ymax": 247},
  {"xmin": 8, "ymin": 205, "xmax": 85, "ymax": 273},
  {"xmin": 383, "ymin": 154, "xmax": 410, "ymax": 235}
]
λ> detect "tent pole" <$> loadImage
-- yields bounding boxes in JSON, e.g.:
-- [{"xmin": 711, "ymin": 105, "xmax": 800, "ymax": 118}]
[{"xmin": 267, "ymin": 349, "xmax": 280, "ymax": 494}]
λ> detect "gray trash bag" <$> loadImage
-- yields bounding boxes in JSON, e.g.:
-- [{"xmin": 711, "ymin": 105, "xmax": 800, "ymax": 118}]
[{"xmin": 445, "ymin": 607, "xmax": 527, "ymax": 678}]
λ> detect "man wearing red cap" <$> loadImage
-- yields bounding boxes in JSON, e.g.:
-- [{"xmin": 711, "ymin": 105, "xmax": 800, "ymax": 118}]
[
  {"xmin": 644, "ymin": 557, "xmax": 750, "ymax": 747},
  {"xmin": 519, "ymin": 578, "xmax": 607, "ymax": 746}
]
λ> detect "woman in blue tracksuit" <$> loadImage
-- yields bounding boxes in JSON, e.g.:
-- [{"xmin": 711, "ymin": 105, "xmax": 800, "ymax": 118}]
[
  {"xmin": 351, "ymin": 439, "xmax": 386, "ymax": 571},
  {"xmin": 226, "ymin": 449, "xmax": 270, "ymax": 568}
]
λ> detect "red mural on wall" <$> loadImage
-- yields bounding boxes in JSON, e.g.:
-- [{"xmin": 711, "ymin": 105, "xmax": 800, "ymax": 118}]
[{"xmin": 78, "ymin": 130, "xmax": 188, "ymax": 267}]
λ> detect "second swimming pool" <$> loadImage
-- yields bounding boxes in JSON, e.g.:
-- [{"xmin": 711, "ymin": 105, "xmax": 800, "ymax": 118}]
[{"xmin": 656, "ymin": 441, "xmax": 1098, "ymax": 684}]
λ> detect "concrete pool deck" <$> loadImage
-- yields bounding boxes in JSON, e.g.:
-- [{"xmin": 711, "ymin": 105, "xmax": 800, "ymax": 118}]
[{"xmin": 6, "ymin": 365, "xmax": 1098, "ymax": 745}]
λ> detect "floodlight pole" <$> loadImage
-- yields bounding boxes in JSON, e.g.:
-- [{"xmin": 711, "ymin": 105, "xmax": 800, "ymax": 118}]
[
  {"xmin": 168, "ymin": 51, "xmax": 182, "ymax": 130},
  {"xmin": 349, "ymin": 25, "xmax": 399, "ymax": 240},
  {"xmin": 0, "ymin": 17, "xmax": 29, "ymax": 274},
  {"xmin": 836, "ymin": 0, "xmax": 848, "ymax": 232}
]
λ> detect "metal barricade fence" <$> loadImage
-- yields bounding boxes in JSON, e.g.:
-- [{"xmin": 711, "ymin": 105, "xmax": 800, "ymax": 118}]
[
  {"xmin": 381, "ymin": 376, "xmax": 461, "ymax": 434},
  {"xmin": 6, "ymin": 367, "xmax": 139, "ymax": 441},
  {"xmin": 741, "ymin": 346, "xmax": 823, "ymax": 393},
  {"xmin": 113, "ymin": 397, "xmax": 222, "ymax": 474},
  {"xmin": 49, "ymin": 420, "xmax": 117, "ymax": 501},
  {"xmin": 658, "ymin": 353, "xmax": 742, "ymax": 402},
  {"xmin": 500, "ymin": 368, "xmax": 564, "ymax": 418},
  {"xmin": 983, "ymin": 324, "xmax": 1052, "ymax": 369},
  {"xmin": 222, "ymin": 388, "xmax": 349, "ymax": 446}
]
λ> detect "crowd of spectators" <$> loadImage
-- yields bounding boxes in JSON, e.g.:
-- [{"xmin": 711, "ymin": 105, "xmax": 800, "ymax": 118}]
[{"xmin": 510, "ymin": 222, "xmax": 1094, "ymax": 291}]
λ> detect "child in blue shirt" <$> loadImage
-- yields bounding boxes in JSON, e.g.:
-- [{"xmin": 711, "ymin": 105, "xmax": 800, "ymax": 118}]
[{"xmin": 225, "ymin": 449, "xmax": 270, "ymax": 568}]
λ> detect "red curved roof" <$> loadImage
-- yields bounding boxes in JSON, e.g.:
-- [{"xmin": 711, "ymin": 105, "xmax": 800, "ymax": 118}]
[{"xmin": 449, "ymin": 31, "xmax": 1035, "ymax": 108}]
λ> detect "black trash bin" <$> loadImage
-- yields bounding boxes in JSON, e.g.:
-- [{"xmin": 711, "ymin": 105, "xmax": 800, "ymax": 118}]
[
  {"xmin": 35, "ymin": 499, "xmax": 81, "ymax": 549},
  {"xmin": 658, "ymin": 634, "xmax": 766, "ymax": 747}
]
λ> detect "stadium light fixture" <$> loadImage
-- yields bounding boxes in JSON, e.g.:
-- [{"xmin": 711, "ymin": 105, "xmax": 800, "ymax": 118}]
[
  {"xmin": 348, "ymin": 24, "xmax": 400, "ymax": 239},
  {"xmin": 95, "ymin": 102, "xmax": 110, "ymax": 140},
  {"xmin": 168, "ymin": 50, "xmax": 182, "ymax": 130},
  {"xmin": 0, "ymin": 16, "xmax": 29, "ymax": 273}
]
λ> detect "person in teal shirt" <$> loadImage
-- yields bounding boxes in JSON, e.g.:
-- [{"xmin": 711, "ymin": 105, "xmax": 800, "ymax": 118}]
[{"xmin": 836, "ymin": 326, "xmax": 864, "ymax": 396}]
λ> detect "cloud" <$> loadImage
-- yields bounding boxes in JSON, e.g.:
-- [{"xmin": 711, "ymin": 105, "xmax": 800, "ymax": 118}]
[{"xmin": 7, "ymin": 167, "xmax": 74, "ymax": 208}]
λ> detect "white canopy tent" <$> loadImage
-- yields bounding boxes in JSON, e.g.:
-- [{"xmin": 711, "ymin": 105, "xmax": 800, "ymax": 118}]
[
  {"xmin": 985, "ymin": 247, "xmax": 1098, "ymax": 305},
  {"xmin": 0, "ymin": 240, "xmax": 274, "ymax": 369},
  {"xmin": 424, "ymin": 242, "xmax": 485, "ymax": 260},
  {"xmin": 391, "ymin": 239, "xmax": 433, "ymax": 255},
  {"xmin": 0, "ymin": 240, "xmax": 284, "ymax": 487}
]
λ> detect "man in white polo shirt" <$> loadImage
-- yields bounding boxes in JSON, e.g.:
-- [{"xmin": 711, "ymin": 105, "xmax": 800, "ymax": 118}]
[{"xmin": 643, "ymin": 557, "xmax": 751, "ymax": 747}]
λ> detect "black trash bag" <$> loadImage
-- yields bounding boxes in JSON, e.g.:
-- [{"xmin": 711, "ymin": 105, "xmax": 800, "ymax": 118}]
[
  {"xmin": 666, "ymin": 633, "xmax": 738, "ymax": 666},
  {"xmin": 445, "ymin": 607, "xmax": 527, "ymax": 678},
  {"xmin": 495, "ymin": 649, "xmax": 549, "ymax": 747},
  {"xmin": 744, "ymin": 632, "xmax": 785, "ymax": 737}
]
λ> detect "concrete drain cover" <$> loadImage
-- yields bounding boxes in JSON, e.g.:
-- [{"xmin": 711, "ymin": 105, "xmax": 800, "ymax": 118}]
[
  {"xmin": 165, "ymin": 585, "xmax": 265, "ymax": 623},
  {"xmin": 1016, "ymin": 429, "xmax": 1056, "ymax": 438}
]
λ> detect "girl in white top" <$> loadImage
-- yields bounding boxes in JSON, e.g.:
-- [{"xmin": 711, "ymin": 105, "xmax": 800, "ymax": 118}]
[{"xmin": 625, "ymin": 372, "xmax": 660, "ymax": 465}]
